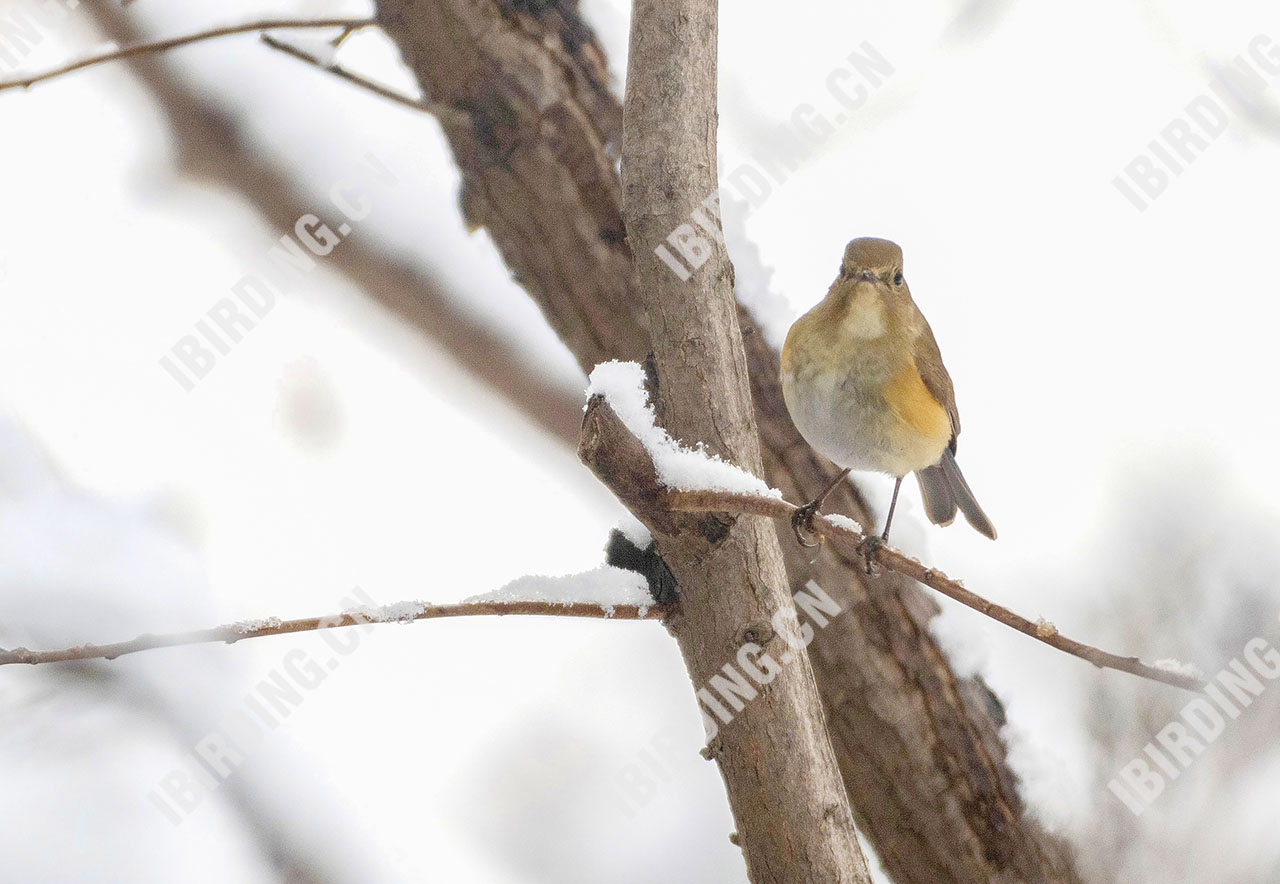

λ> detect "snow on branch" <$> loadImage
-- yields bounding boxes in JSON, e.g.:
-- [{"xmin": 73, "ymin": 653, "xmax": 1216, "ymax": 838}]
[
  {"xmin": 7, "ymin": 358, "xmax": 1202, "ymax": 695},
  {"xmin": 465, "ymin": 565, "xmax": 654, "ymax": 617},
  {"xmin": 579, "ymin": 363, "xmax": 1207, "ymax": 694},
  {"xmin": 586, "ymin": 361, "xmax": 781, "ymax": 499},
  {"xmin": 0, "ymin": 591, "xmax": 668, "ymax": 667}
]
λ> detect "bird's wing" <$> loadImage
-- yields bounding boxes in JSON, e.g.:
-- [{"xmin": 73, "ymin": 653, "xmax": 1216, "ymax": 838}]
[{"xmin": 912, "ymin": 318, "xmax": 960, "ymax": 452}]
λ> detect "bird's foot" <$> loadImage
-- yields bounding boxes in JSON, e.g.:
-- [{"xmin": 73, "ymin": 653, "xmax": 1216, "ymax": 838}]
[
  {"xmin": 790, "ymin": 502, "xmax": 822, "ymax": 548},
  {"xmin": 856, "ymin": 534, "xmax": 885, "ymax": 576}
]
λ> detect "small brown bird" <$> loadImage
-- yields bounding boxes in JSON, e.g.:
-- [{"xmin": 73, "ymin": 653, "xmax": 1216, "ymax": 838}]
[{"xmin": 781, "ymin": 237, "xmax": 996, "ymax": 549}]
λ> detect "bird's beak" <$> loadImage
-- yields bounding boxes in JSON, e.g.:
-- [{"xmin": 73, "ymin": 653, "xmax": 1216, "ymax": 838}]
[{"xmin": 855, "ymin": 269, "xmax": 879, "ymax": 287}]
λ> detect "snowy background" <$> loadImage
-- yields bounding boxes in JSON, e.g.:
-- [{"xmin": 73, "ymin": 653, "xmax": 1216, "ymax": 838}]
[{"xmin": 2, "ymin": 0, "xmax": 1280, "ymax": 881}]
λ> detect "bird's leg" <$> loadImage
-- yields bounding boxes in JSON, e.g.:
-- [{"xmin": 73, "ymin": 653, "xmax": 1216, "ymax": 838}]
[
  {"xmin": 881, "ymin": 475, "xmax": 903, "ymax": 543},
  {"xmin": 791, "ymin": 467, "xmax": 852, "ymax": 547},
  {"xmin": 858, "ymin": 475, "xmax": 902, "ymax": 574}
]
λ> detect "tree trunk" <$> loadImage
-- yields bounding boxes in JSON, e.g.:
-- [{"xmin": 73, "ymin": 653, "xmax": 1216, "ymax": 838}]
[{"xmin": 602, "ymin": 1, "xmax": 872, "ymax": 880}]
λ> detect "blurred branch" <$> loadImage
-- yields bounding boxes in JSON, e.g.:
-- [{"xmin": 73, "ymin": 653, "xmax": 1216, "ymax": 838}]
[
  {"xmin": 44, "ymin": 663, "xmax": 334, "ymax": 884},
  {"xmin": 258, "ymin": 33, "xmax": 471, "ymax": 126},
  {"xmin": 0, "ymin": 17, "xmax": 374, "ymax": 92},
  {"xmin": 82, "ymin": 3, "xmax": 585, "ymax": 446},
  {"xmin": 0, "ymin": 600, "xmax": 668, "ymax": 666}
]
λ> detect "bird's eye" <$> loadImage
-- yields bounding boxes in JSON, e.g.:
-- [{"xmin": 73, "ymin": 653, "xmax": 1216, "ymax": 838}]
[{"xmin": 893, "ymin": 270, "xmax": 904, "ymax": 286}]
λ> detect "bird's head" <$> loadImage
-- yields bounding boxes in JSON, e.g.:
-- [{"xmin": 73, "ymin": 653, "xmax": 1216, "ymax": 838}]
[{"xmin": 824, "ymin": 237, "xmax": 913, "ymax": 340}]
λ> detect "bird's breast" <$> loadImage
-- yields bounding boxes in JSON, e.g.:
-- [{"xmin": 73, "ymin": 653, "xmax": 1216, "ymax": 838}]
[{"xmin": 782, "ymin": 350, "xmax": 951, "ymax": 477}]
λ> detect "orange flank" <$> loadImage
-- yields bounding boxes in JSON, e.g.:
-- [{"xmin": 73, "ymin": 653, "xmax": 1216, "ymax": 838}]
[{"xmin": 884, "ymin": 364, "xmax": 951, "ymax": 448}]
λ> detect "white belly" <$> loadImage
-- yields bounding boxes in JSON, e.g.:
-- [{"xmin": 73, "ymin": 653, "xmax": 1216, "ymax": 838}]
[{"xmin": 782, "ymin": 368, "xmax": 946, "ymax": 477}]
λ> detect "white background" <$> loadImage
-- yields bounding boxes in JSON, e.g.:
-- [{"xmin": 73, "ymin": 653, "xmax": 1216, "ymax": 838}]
[{"xmin": 2, "ymin": 1, "xmax": 1279, "ymax": 881}]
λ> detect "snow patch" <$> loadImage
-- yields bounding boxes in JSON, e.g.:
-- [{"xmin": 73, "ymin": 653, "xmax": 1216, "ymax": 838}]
[
  {"xmin": 825, "ymin": 513, "xmax": 864, "ymax": 534},
  {"xmin": 1034, "ymin": 618, "xmax": 1058, "ymax": 638},
  {"xmin": 343, "ymin": 601, "xmax": 429, "ymax": 624},
  {"xmin": 465, "ymin": 565, "xmax": 651, "ymax": 617},
  {"xmin": 231, "ymin": 617, "xmax": 282, "ymax": 635},
  {"xmin": 615, "ymin": 511, "xmax": 653, "ymax": 549},
  {"xmin": 586, "ymin": 361, "xmax": 781, "ymax": 499},
  {"xmin": 1152, "ymin": 657, "xmax": 1204, "ymax": 680}
]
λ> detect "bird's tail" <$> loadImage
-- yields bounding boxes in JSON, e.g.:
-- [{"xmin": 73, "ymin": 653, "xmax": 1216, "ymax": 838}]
[{"xmin": 916, "ymin": 448, "xmax": 997, "ymax": 540}]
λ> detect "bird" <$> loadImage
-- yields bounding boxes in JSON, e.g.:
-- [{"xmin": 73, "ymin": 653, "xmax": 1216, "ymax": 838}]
[{"xmin": 781, "ymin": 237, "xmax": 996, "ymax": 556}]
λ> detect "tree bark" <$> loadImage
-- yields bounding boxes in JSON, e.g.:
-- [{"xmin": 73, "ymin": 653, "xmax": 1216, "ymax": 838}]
[{"xmin": 601, "ymin": 1, "xmax": 872, "ymax": 880}]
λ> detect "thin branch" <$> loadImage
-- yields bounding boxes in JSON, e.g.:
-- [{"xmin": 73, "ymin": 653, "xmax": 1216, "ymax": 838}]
[
  {"xmin": 664, "ymin": 488, "xmax": 1207, "ymax": 693},
  {"xmin": 0, "ymin": 17, "xmax": 376, "ymax": 93},
  {"xmin": 0, "ymin": 600, "xmax": 669, "ymax": 667},
  {"xmin": 258, "ymin": 33, "xmax": 470, "ymax": 127}
]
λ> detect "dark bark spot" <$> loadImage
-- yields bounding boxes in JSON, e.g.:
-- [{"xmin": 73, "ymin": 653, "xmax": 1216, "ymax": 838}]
[
  {"xmin": 736, "ymin": 621, "xmax": 775, "ymax": 648},
  {"xmin": 696, "ymin": 514, "xmax": 733, "ymax": 545},
  {"xmin": 599, "ymin": 225, "xmax": 626, "ymax": 245},
  {"xmin": 605, "ymin": 529, "xmax": 679, "ymax": 604},
  {"xmin": 464, "ymin": 92, "xmax": 522, "ymax": 167},
  {"xmin": 498, "ymin": 0, "xmax": 593, "ymax": 54}
]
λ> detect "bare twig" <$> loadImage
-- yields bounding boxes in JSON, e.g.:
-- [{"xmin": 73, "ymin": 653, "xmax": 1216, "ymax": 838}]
[
  {"xmin": 0, "ymin": 600, "xmax": 669, "ymax": 667},
  {"xmin": 258, "ymin": 33, "xmax": 470, "ymax": 127},
  {"xmin": 0, "ymin": 17, "xmax": 375, "ymax": 93},
  {"xmin": 664, "ymin": 488, "xmax": 1207, "ymax": 693}
]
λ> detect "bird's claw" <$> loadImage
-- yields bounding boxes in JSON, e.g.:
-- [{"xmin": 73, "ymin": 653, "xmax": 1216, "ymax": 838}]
[
  {"xmin": 790, "ymin": 503, "xmax": 821, "ymax": 548},
  {"xmin": 856, "ymin": 535, "xmax": 884, "ymax": 575}
]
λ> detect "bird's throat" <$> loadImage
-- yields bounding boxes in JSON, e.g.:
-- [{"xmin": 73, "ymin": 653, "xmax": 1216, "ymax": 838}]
[{"xmin": 840, "ymin": 285, "xmax": 887, "ymax": 340}]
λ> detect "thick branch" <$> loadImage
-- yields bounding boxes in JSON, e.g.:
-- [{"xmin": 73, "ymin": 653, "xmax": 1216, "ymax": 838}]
[
  {"xmin": 0, "ymin": 600, "xmax": 667, "ymax": 667},
  {"xmin": 0, "ymin": 17, "xmax": 374, "ymax": 92}
]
